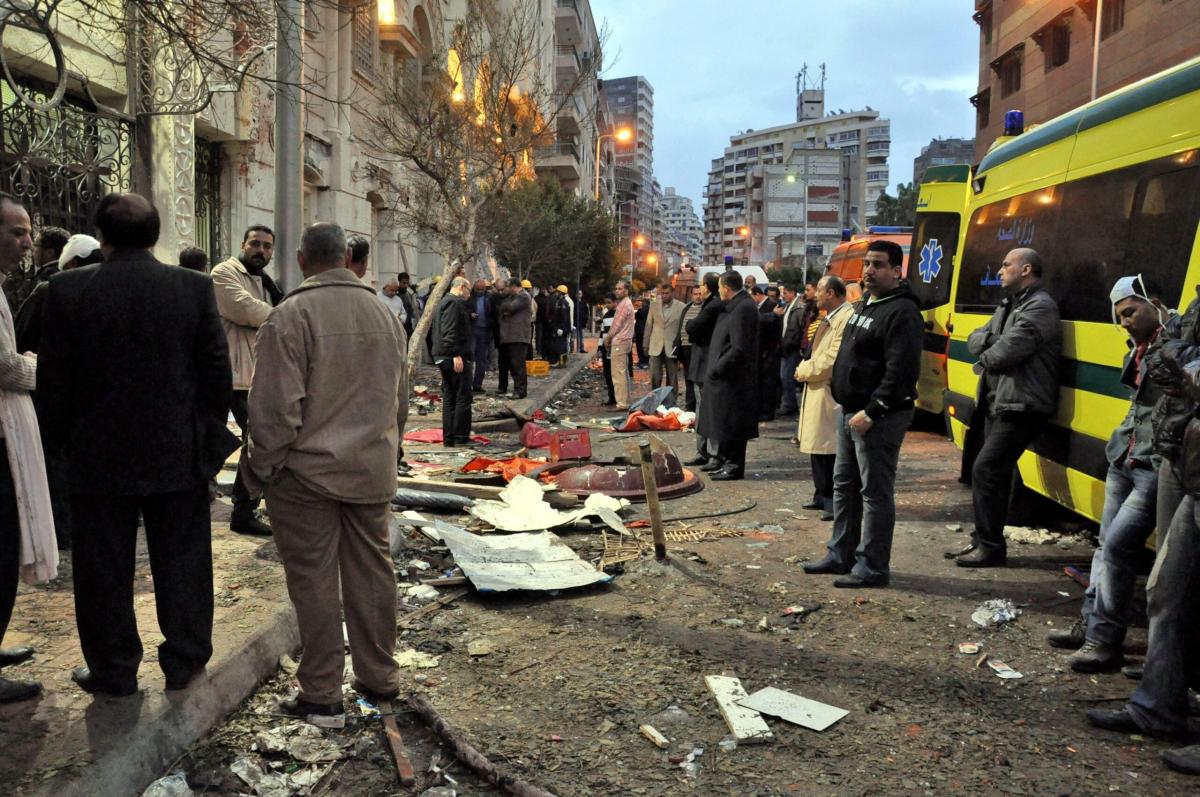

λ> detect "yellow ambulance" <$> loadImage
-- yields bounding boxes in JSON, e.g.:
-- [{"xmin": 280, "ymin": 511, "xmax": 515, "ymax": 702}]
[
  {"xmin": 944, "ymin": 56, "xmax": 1200, "ymax": 523},
  {"xmin": 909, "ymin": 165, "xmax": 972, "ymax": 416}
]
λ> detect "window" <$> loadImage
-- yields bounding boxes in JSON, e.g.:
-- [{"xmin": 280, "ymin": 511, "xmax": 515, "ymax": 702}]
[
  {"xmin": 1101, "ymin": 0, "xmax": 1125, "ymax": 39},
  {"xmin": 353, "ymin": 2, "xmax": 377, "ymax": 76},
  {"xmin": 956, "ymin": 151, "xmax": 1200, "ymax": 320},
  {"xmin": 999, "ymin": 53, "xmax": 1022, "ymax": 97},
  {"xmin": 908, "ymin": 212, "xmax": 961, "ymax": 310},
  {"xmin": 1046, "ymin": 21, "xmax": 1070, "ymax": 70}
]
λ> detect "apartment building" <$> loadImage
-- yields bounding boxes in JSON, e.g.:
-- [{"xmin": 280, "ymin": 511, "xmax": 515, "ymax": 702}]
[
  {"xmin": 603, "ymin": 75, "xmax": 656, "ymax": 257},
  {"xmin": 660, "ymin": 187, "xmax": 704, "ymax": 269},
  {"xmin": 534, "ymin": 0, "xmax": 605, "ymax": 198},
  {"xmin": 702, "ymin": 96, "xmax": 889, "ymax": 267},
  {"xmin": 913, "ymin": 137, "xmax": 976, "ymax": 184},
  {"xmin": 971, "ymin": 0, "xmax": 1200, "ymax": 160}
]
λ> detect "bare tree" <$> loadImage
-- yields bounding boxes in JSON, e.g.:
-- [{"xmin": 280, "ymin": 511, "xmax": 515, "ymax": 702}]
[{"xmin": 359, "ymin": 0, "xmax": 598, "ymax": 377}]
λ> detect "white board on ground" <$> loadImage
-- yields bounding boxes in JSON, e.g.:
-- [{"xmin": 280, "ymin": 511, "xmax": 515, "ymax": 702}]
[
  {"xmin": 704, "ymin": 675, "xmax": 774, "ymax": 744},
  {"xmin": 736, "ymin": 686, "xmax": 848, "ymax": 732}
]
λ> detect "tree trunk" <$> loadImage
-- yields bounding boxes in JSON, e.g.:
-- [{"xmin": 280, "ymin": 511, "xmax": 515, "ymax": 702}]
[{"xmin": 407, "ymin": 259, "xmax": 460, "ymax": 384}]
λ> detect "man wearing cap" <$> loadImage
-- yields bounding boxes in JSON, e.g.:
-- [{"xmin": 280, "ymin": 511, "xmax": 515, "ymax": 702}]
[
  {"xmin": 952, "ymin": 247, "xmax": 1061, "ymax": 568},
  {"xmin": 643, "ymin": 282, "xmax": 685, "ymax": 399},
  {"xmin": 1046, "ymin": 276, "xmax": 1165, "ymax": 672}
]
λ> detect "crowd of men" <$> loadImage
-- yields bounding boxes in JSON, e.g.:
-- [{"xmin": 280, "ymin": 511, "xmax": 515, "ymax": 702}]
[{"xmin": 1, "ymin": 191, "xmax": 1198, "ymax": 774}]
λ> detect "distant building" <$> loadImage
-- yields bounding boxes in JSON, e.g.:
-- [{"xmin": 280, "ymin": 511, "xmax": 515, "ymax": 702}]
[
  {"xmin": 603, "ymin": 75, "xmax": 656, "ymax": 262},
  {"xmin": 913, "ymin": 137, "xmax": 975, "ymax": 184},
  {"xmin": 702, "ymin": 86, "xmax": 887, "ymax": 266},
  {"xmin": 660, "ymin": 187, "xmax": 703, "ymax": 269},
  {"xmin": 971, "ymin": 0, "xmax": 1200, "ymax": 160}
]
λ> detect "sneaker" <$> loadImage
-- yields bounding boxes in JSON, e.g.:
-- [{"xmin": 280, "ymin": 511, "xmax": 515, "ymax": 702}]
[
  {"xmin": 1068, "ymin": 639, "xmax": 1123, "ymax": 673},
  {"xmin": 1046, "ymin": 620, "xmax": 1086, "ymax": 650}
]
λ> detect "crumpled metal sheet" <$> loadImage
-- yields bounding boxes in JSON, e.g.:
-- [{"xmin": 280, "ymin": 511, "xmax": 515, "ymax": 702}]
[
  {"xmin": 467, "ymin": 475, "xmax": 628, "ymax": 533},
  {"xmin": 439, "ymin": 526, "xmax": 612, "ymax": 592}
]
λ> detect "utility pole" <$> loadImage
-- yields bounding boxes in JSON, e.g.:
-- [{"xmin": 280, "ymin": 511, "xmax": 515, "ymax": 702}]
[{"xmin": 274, "ymin": 0, "xmax": 303, "ymax": 290}]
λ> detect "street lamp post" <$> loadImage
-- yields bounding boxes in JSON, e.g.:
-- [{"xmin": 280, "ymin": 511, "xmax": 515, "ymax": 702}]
[
  {"xmin": 594, "ymin": 127, "xmax": 633, "ymax": 200},
  {"xmin": 1090, "ymin": 0, "xmax": 1105, "ymax": 100},
  {"xmin": 786, "ymin": 172, "xmax": 812, "ymax": 283},
  {"xmin": 630, "ymin": 233, "xmax": 646, "ymax": 275}
]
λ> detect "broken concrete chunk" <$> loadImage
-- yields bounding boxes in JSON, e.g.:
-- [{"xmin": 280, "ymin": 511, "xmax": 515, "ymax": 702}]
[
  {"xmin": 467, "ymin": 639, "xmax": 496, "ymax": 657},
  {"xmin": 406, "ymin": 584, "xmax": 440, "ymax": 602},
  {"xmin": 395, "ymin": 649, "xmax": 441, "ymax": 668}
]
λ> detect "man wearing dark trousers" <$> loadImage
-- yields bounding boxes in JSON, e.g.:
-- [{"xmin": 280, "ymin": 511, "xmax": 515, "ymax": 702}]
[
  {"xmin": 804, "ymin": 240, "xmax": 923, "ymax": 588},
  {"xmin": 752, "ymin": 285, "xmax": 782, "ymax": 421},
  {"xmin": 685, "ymin": 273, "xmax": 724, "ymax": 467},
  {"xmin": 211, "ymin": 224, "xmax": 282, "ymax": 536},
  {"xmin": 470, "ymin": 279, "xmax": 492, "ymax": 392},
  {"xmin": 37, "ymin": 193, "xmax": 233, "ymax": 696},
  {"xmin": 698, "ymin": 271, "xmax": 759, "ymax": 481},
  {"xmin": 433, "ymin": 277, "xmax": 474, "ymax": 446},
  {"xmin": 952, "ymin": 247, "xmax": 1061, "ymax": 568},
  {"xmin": 679, "ymin": 284, "xmax": 705, "ymax": 412},
  {"xmin": 499, "ymin": 281, "xmax": 532, "ymax": 399}
]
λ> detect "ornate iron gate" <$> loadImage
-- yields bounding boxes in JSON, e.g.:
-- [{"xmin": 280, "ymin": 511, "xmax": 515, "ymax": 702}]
[
  {"xmin": 0, "ymin": 76, "xmax": 134, "ymax": 233},
  {"xmin": 194, "ymin": 139, "xmax": 223, "ymax": 264}
]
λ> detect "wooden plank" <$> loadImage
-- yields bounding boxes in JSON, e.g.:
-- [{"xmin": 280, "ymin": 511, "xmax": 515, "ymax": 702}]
[
  {"xmin": 397, "ymin": 586, "xmax": 471, "ymax": 629},
  {"xmin": 704, "ymin": 675, "xmax": 774, "ymax": 744},
  {"xmin": 378, "ymin": 700, "xmax": 416, "ymax": 785}
]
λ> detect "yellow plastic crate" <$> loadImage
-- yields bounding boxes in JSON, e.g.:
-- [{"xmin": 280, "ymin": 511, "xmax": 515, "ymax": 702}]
[{"xmin": 526, "ymin": 359, "xmax": 550, "ymax": 377}]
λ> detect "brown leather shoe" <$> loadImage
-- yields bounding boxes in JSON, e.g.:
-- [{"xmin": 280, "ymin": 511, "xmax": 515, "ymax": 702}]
[{"xmin": 955, "ymin": 548, "xmax": 1007, "ymax": 568}]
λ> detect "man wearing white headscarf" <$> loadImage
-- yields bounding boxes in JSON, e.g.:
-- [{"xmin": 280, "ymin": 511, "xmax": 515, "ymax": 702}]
[{"xmin": 0, "ymin": 193, "xmax": 57, "ymax": 704}]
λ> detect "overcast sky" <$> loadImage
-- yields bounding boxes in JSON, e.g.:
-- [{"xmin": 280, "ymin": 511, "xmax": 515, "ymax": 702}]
[{"xmin": 591, "ymin": 0, "xmax": 978, "ymax": 210}]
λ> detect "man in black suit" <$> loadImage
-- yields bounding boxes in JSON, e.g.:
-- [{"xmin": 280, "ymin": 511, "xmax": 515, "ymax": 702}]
[
  {"xmin": 698, "ymin": 271, "xmax": 759, "ymax": 480},
  {"xmin": 36, "ymin": 193, "xmax": 233, "ymax": 696},
  {"xmin": 752, "ymin": 285, "xmax": 782, "ymax": 421}
]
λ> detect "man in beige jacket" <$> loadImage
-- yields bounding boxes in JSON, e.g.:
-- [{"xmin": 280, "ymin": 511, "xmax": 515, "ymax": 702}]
[
  {"xmin": 245, "ymin": 222, "xmax": 407, "ymax": 724},
  {"xmin": 643, "ymin": 282, "xmax": 685, "ymax": 400},
  {"xmin": 795, "ymin": 275, "xmax": 853, "ymax": 521},
  {"xmin": 212, "ymin": 225, "xmax": 280, "ymax": 535}
]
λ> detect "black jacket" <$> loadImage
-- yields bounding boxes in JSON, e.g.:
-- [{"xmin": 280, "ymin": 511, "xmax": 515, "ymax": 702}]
[
  {"xmin": 684, "ymin": 295, "xmax": 724, "ymax": 384},
  {"xmin": 432, "ymin": 293, "xmax": 473, "ymax": 360},
  {"xmin": 698, "ymin": 291, "xmax": 759, "ymax": 442},
  {"xmin": 757, "ymin": 297, "xmax": 781, "ymax": 355},
  {"xmin": 1148, "ymin": 294, "xmax": 1200, "ymax": 462},
  {"xmin": 831, "ymin": 281, "xmax": 923, "ymax": 419},
  {"xmin": 13, "ymin": 280, "xmax": 49, "ymax": 353},
  {"xmin": 35, "ymin": 249, "xmax": 233, "ymax": 495}
]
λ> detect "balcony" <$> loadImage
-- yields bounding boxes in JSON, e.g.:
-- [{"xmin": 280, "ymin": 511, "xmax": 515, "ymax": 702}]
[
  {"xmin": 552, "ymin": 92, "xmax": 583, "ymax": 135},
  {"xmin": 555, "ymin": 0, "xmax": 582, "ymax": 44},
  {"xmin": 867, "ymin": 127, "xmax": 890, "ymax": 143},
  {"xmin": 534, "ymin": 142, "xmax": 581, "ymax": 183},
  {"xmin": 555, "ymin": 44, "xmax": 581, "ymax": 78}
]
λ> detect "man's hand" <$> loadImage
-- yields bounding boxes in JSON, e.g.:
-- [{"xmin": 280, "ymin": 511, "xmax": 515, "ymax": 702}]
[
  {"xmin": 22, "ymin": 352, "xmax": 36, "ymax": 361},
  {"xmin": 453, "ymin": 356, "xmax": 464, "ymax": 374},
  {"xmin": 848, "ymin": 410, "xmax": 874, "ymax": 435},
  {"xmin": 773, "ymin": 305, "xmax": 784, "ymax": 317}
]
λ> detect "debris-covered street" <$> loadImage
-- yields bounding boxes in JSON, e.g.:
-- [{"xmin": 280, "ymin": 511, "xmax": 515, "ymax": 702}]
[{"xmin": 154, "ymin": 360, "xmax": 1193, "ymax": 797}]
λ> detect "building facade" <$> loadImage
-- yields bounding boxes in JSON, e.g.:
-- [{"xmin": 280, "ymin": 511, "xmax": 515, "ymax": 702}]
[
  {"xmin": 660, "ymin": 187, "xmax": 703, "ymax": 269},
  {"xmin": 602, "ymin": 75, "xmax": 656, "ymax": 264},
  {"xmin": 971, "ymin": 0, "xmax": 1200, "ymax": 160},
  {"xmin": 702, "ymin": 91, "xmax": 889, "ymax": 267},
  {"xmin": 913, "ymin": 137, "xmax": 976, "ymax": 185}
]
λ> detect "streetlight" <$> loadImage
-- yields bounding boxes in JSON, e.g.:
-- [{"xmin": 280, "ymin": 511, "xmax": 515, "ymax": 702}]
[
  {"xmin": 594, "ymin": 127, "xmax": 633, "ymax": 200},
  {"xmin": 737, "ymin": 225, "xmax": 750, "ymax": 266},
  {"xmin": 785, "ymin": 172, "xmax": 812, "ymax": 282},
  {"xmin": 1091, "ymin": 0, "xmax": 1105, "ymax": 100},
  {"xmin": 630, "ymin": 232, "xmax": 646, "ymax": 274},
  {"xmin": 646, "ymin": 252, "xmax": 659, "ymax": 276}
]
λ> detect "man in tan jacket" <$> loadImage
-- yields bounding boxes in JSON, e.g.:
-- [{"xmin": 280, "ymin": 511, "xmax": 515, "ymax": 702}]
[
  {"xmin": 212, "ymin": 225, "xmax": 280, "ymax": 536},
  {"xmin": 245, "ymin": 222, "xmax": 407, "ymax": 724},
  {"xmin": 643, "ymin": 282, "xmax": 685, "ymax": 400},
  {"xmin": 795, "ymin": 275, "xmax": 853, "ymax": 521}
]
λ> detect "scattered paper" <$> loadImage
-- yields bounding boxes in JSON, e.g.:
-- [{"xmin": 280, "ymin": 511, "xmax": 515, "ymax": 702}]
[
  {"xmin": 958, "ymin": 642, "xmax": 981, "ymax": 655},
  {"xmin": 737, "ymin": 686, "xmax": 848, "ymax": 732},
  {"xmin": 439, "ymin": 526, "xmax": 612, "ymax": 592},
  {"xmin": 971, "ymin": 598, "xmax": 1021, "ymax": 628},
  {"xmin": 467, "ymin": 475, "xmax": 629, "ymax": 533},
  {"xmin": 987, "ymin": 658, "xmax": 1024, "ymax": 679}
]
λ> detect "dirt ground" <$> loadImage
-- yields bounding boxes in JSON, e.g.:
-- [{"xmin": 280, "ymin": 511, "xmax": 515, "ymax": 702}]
[{"xmin": 171, "ymin": 357, "xmax": 1200, "ymax": 797}]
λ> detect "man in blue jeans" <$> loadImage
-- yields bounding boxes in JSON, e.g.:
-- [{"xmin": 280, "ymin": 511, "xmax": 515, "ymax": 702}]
[
  {"xmin": 803, "ymin": 240, "xmax": 923, "ymax": 588},
  {"xmin": 1046, "ymin": 276, "xmax": 1166, "ymax": 672}
]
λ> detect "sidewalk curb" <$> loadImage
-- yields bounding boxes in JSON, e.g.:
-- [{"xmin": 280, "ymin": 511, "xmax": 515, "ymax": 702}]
[
  {"xmin": 38, "ymin": 601, "xmax": 299, "ymax": 797},
  {"xmin": 505, "ymin": 352, "xmax": 595, "ymax": 421}
]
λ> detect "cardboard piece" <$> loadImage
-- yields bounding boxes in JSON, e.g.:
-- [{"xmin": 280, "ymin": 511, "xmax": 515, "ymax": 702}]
[
  {"xmin": 736, "ymin": 686, "xmax": 848, "ymax": 732},
  {"xmin": 439, "ymin": 526, "xmax": 612, "ymax": 592}
]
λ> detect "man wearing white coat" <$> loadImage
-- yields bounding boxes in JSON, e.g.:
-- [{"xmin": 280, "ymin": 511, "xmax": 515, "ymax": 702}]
[{"xmin": 794, "ymin": 274, "xmax": 853, "ymax": 521}]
